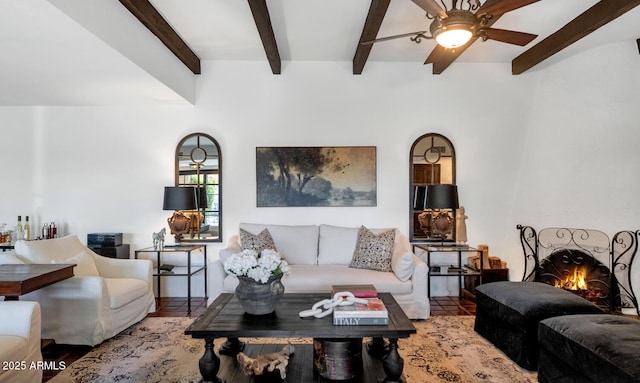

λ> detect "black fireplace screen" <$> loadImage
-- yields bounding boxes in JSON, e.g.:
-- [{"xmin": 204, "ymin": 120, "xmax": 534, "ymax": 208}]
[{"xmin": 518, "ymin": 225, "xmax": 638, "ymax": 315}]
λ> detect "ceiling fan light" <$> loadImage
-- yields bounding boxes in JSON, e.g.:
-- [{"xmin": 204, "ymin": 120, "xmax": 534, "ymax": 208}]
[
  {"xmin": 430, "ymin": 9, "xmax": 477, "ymax": 49},
  {"xmin": 435, "ymin": 29, "xmax": 473, "ymax": 48}
]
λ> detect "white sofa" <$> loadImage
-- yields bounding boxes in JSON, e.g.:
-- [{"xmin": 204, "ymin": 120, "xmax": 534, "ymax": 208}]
[
  {"xmin": 212, "ymin": 223, "xmax": 429, "ymax": 319},
  {"xmin": 0, "ymin": 301, "xmax": 43, "ymax": 383},
  {"xmin": 3, "ymin": 235, "xmax": 156, "ymax": 346}
]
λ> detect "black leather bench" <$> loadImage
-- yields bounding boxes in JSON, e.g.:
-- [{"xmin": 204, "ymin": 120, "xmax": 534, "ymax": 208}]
[
  {"xmin": 474, "ymin": 281, "xmax": 604, "ymax": 370},
  {"xmin": 538, "ymin": 314, "xmax": 640, "ymax": 383}
]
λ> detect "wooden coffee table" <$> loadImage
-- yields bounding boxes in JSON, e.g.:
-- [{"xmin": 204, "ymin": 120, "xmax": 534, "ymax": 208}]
[
  {"xmin": 185, "ymin": 292, "xmax": 416, "ymax": 382},
  {"xmin": 0, "ymin": 264, "xmax": 75, "ymax": 300}
]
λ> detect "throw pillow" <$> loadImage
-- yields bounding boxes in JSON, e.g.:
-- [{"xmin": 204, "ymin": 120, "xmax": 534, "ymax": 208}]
[
  {"xmin": 52, "ymin": 250, "xmax": 100, "ymax": 277},
  {"xmin": 349, "ymin": 226, "xmax": 396, "ymax": 272},
  {"xmin": 239, "ymin": 228, "xmax": 277, "ymax": 253}
]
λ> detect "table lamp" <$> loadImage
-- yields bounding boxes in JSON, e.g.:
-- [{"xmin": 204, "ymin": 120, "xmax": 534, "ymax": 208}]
[
  {"xmin": 163, "ymin": 186, "xmax": 197, "ymax": 242},
  {"xmin": 425, "ymin": 184, "xmax": 459, "ymax": 242}
]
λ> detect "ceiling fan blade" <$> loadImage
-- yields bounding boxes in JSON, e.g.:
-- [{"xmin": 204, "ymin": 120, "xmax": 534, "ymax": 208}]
[
  {"xmin": 424, "ymin": 45, "xmax": 448, "ymax": 65},
  {"xmin": 360, "ymin": 31, "xmax": 428, "ymax": 45},
  {"xmin": 480, "ymin": 28, "xmax": 537, "ymax": 46},
  {"xmin": 424, "ymin": 38, "xmax": 478, "ymax": 74},
  {"xmin": 411, "ymin": 0, "xmax": 447, "ymax": 19},
  {"xmin": 479, "ymin": 0, "xmax": 539, "ymax": 16}
]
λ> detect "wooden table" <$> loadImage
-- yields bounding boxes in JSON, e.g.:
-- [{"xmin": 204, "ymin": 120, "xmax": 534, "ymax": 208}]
[
  {"xmin": 0, "ymin": 264, "xmax": 75, "ymax": 300},
  {"xmin": 185, "ymin": 293, "xmax": 416, "ymax": 383}
]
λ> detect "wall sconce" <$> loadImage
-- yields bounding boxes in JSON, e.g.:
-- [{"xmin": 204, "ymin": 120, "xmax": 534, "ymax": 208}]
[{"xmin": 163, "ymin": 186, "xmax": 197, "ymax": 242}]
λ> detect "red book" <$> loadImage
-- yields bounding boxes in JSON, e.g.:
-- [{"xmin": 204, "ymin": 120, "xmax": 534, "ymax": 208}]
[{"xmin": 331, "ymin": 284, "xmax": 378, "ymax": 298}]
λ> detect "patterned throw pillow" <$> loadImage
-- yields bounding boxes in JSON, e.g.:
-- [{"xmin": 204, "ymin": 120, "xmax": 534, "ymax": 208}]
[
  {"xmin": 239, "ymin": 228, "xmax": 277, "ymax": 253},
  {"xmin": 349, "ymin": 226, "xmax": 396, "ymax": 272}
]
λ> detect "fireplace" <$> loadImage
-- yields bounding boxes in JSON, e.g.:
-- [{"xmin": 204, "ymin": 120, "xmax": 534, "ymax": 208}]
[
  {"xmin": 537, "ymin": 248, "xmax": 619, "ymax": 312},
  {"xmin": 518, "ymin": 225, "xmax": 639, "ymax": 315}
]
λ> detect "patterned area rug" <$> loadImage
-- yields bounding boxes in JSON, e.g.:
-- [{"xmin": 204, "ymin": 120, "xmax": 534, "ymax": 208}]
[{"xmin": 49, "ymin": 316, "xmax": 537, "ymax": 383}]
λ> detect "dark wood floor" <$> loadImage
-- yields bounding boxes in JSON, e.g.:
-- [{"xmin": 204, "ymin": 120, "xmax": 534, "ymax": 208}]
[{"xmin": 42, "ymin": 296, "xmax": 475, "ymax": 382}]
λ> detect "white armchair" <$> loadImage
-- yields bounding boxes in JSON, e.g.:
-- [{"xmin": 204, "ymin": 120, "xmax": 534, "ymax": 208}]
[
  {"xmin": 10, "ymin": 235, "xmax": 156, "ymax": 346},
  {"xmin": 0, "ymin": 301, "xmax": 43, "ymax": 383}
]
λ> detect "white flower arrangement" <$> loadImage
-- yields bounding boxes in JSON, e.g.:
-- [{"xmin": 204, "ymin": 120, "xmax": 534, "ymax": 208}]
[{"xmin": 223, "ymin": 248, "xmax": 290, "ymax": 283}]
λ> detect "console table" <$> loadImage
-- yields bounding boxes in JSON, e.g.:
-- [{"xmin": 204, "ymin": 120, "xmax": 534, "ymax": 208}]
[
  {"xmin": 414, "ymin": 244, "xmax": 483, "ymax": 298},
  {"xmin": 186, "ymin": 293, "xmax": 416, "ymax": 383},
  {"xmin": 134, "ymin": 244, "xmax": 207, "ymax": 314}
]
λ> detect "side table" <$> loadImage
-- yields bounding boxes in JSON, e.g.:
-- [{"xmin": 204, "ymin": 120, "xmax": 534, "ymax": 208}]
[
  {"xmin": 134, "ymin": 245, "xmax": 207, "ymax": 314},
  {"xmin": 414, "ymin": 244, "xmax": 483, "ymax": 298}
]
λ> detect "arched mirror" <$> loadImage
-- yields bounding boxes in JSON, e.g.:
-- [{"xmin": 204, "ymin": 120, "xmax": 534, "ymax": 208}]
[
  {"xmin": 410, "ymin": 133, "xmax": 456, "ymax": 241},
  {"xmin": 175, "ymin": 133, "xmax": 222, "ymax": 242}
]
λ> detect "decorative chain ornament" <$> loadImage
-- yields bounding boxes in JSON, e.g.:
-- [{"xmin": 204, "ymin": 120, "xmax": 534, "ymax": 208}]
[{"xmin": 298, "ymin": 291, "xmax": 368, "ymax": 318}]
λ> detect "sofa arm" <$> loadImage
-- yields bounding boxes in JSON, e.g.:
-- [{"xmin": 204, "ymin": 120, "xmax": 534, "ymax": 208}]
[
  {"xmin": 91, "ymin": 252, "xmax": 153, "ymax": 285},
  {"xmin": 208, "ymin": 257, "xmax": 228, "ymax": 304},
  {"xmin": 410, "ymin": 255, "xmax": 429, "ymax": 300},
  {"xmin": 0, "ymin": 301, "xmax": 41, "ymax": 340}
]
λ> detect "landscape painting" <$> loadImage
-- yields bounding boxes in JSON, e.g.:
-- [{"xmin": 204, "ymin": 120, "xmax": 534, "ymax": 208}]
[{"xmin": 256, "ymin": 146, "xmax": 377, "ymax": 207}]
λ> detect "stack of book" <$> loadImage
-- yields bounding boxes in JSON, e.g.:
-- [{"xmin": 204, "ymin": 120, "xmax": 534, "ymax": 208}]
[{"xmin": 331, "ymin": 284, "xmax": 388, "ymax": 325}]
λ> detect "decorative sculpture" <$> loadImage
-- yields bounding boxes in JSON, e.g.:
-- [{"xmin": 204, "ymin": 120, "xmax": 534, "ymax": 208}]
[
  {"xmin": 152, "ymin": 228, "xmax": 166, "ymax": 249},
  {"xmin": 456, "ymin": 206, "xmax": 468, "ymax": 244},
  {"xmin": 237, "ymin": 345, "xmax": 295, "ymax": 379}
]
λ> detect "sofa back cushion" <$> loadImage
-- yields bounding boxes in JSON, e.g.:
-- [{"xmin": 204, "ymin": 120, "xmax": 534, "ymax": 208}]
[
  {"xmin": 239, "ymin": 223, "xmax": 319, "ymax": 265},
  {"xmin": 318, "ymin": 225, "xmax": 358, "ymax": 265},
  {"xmin": 14, "ymin": 235, "xmax": 86, "ymax": 264},
  {"xmin": 318, "ymin": 225, "xmax": 398, "ymax": 265},
  {"xmin": 51, "ymin": 250, "xmax": 100, "ymax": 277}
]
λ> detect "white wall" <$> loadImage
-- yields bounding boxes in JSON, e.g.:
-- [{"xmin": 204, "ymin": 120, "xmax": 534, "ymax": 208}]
[{"xmin": 1, "ymin": 41, "xmax": 639, "ymax": 298}]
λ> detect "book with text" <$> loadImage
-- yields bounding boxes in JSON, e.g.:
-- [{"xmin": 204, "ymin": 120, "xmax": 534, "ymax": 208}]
[
  {"xmin": 333, "ymin": 317, "xmax": 389, "ymax": 326},
  {"xmin": 333, "ymin": 298, "xmax": 388, "ymax": 319},
  {"xmin": 331, "ymin": 284, "xmax": 378, "ymax": 298}
]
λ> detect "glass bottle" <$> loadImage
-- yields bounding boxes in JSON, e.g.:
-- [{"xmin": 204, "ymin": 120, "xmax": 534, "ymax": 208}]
[
  {"xmin": 16, "ymin": 216, "xmax": 24, "ymax": 241},
  {"xmin": 24, "ymin": 216, "xmax": 31, "ymax": 240}
]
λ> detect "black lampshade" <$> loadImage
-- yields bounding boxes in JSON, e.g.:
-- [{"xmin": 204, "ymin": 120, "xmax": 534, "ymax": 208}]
[
  {"xmin": 425, "ymin": 184, "xmax": 459, "ymax": 210},
  {"xmin": 163, "ymin": 186, "xmax": 197, "ymax": 211},
  {"xmin": 195, "ymin": 187, "xmax": 208, "ymax": 209}
]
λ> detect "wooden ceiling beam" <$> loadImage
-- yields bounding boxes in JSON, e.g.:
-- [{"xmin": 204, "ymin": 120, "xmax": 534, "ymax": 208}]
[
  {"xmin": 353, "ymin": 0, "xmax": 391, "ymax": 75},
  {"xmin": 119, "ymin": 0, "xmax": 200, "ymax": 75},
  {"xmin": 512, "ymin": 0, "xmax": 640, "ymax": 75},
  {"xmin": 248, "ymin": 0, "xmax": 281, "ymax": 74}
]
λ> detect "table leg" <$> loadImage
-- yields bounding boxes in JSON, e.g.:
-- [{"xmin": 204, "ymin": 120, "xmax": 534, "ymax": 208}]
[
  {"xmin": 198, "ymin": 337, "xmax": 222, "ymax": 383},
  {"xmin": 366, "ymin": 337, "xmax": 388, "ymax": 357},
  {"xmin": 218, "ymin": 337, "xmax": 245, "ymax": 356},
  {"xmin": 381, "ymin": 338, "xmax": 404, "ymax": 383}
]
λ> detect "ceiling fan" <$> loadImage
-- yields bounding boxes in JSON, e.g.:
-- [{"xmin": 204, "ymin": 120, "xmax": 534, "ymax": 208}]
[{"xmin": 362, "ymin": 0, "xmax": 540, "ymax": 71}]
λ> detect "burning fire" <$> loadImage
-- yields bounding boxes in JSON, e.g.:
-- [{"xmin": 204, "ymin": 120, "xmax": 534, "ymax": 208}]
[{"xmin": 555, "ymin": 268, "xmax": 588, "ymax": 290}]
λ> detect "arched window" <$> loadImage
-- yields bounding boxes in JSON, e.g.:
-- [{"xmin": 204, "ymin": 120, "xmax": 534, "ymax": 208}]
[{"xmin": 175, "ymin": 133, "xmax": 222, "ymax": 242}]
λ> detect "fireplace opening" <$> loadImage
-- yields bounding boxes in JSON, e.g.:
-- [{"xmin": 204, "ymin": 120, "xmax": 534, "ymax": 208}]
[{"xmin": 537, "ymin": 249, "xmax": 621, "ymax": 312}]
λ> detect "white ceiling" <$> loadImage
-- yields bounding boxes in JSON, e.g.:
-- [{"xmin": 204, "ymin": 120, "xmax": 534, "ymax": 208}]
[{"xmin": 0, "ymin": 0, "xmax": 638, "ymax": 106}]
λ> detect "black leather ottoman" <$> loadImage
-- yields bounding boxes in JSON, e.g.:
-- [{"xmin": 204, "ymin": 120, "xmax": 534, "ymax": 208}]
[
  {"xmin": 474, "ymin": 281, "xmax": 604, "ymax": 370},
  {"xmin": 538, "ymin": 314, "xmax": 640, "ymax": 383}
]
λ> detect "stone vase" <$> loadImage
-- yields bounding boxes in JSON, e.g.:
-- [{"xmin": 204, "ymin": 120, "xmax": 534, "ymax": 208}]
[{"xmin": 235, "ymin": 274, "xmax": 285, "ymax": 315}]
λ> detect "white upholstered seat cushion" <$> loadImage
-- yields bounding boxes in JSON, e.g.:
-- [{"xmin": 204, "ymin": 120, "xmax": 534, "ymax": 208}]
[
  {"xmin": 223, "ymin": 264, "xmax": 413, "ymax": 295},
  {"xmin": 105, "ymin": 278, "xmax": 151, "ymax": 309}
]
